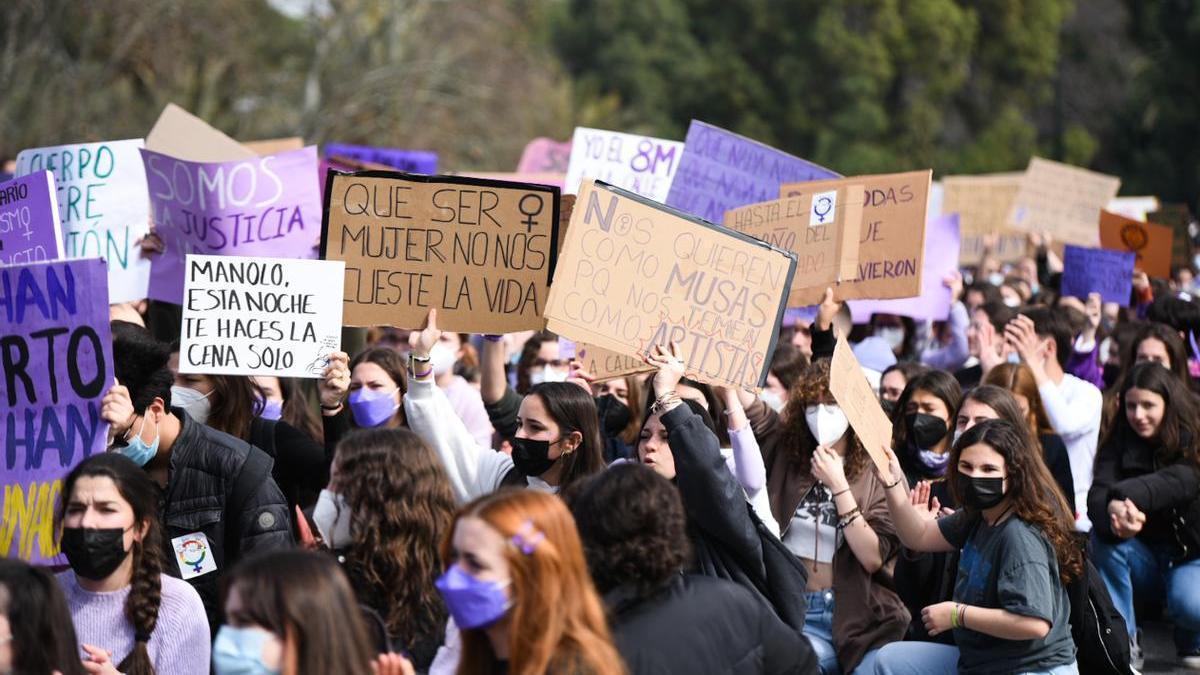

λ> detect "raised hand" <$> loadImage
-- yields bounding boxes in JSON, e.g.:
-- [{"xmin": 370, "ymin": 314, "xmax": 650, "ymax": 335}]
[
  {"xmin": 409, "ymin": 308, "xmax": 442, "ymax": 358},
  {"xmin": 645, "ymin": 341, "xmax": 686, "ymax": 399},
  {"xmin": 319, "ymin": 351, "xmax": 351, "ymax": 409}
]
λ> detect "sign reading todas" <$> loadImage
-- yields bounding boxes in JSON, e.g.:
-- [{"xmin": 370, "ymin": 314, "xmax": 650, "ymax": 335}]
[
  {"xmin": 1061, "ymin": 245, "xmax": 1136, "ymax": 307},
  {"xmin": 0, "ymin": 171, "xmax": 64, "ymax": 266},
  {"xmin": 724, "ymin": 186, "xmax": 864, "ymax": 308},
  {"xmin": 324, "ymin": 143, "xmax": 438, "ymax": 175},
  {"xmin": 546, "ymin": 180, "xmax": 796, "ymax": 392},
  {"xmin": 15, "ymin": 140, "xmax": 152, "ymax": 303},
  {"xmin": 1098, "ymin": 210, "xmax": 1173, "ymax": 279},
  {"xmin": 179, "ymin": 255, "xmax": 345, "ymax": 378},
  {"xmin": 1, "ymin": 258, "xmax": 113, "ymax": 564},
  {"xmin": 563, "ymin": 127, "xmax": 683, "ymax": 201},
  {"xmin": 1006, "ymin": 157, "xmax": 1121, "ymax": 247},
  {"xmin": 141, "ymin": 146, "xmax": 323, "ymax": 305},
  {"xmin": 665, "ymin": 120, "xmax": 840, "ymax": 224},
  {"xmin": 781, "ymin": 170, "xmax": 932, "ymax": 305},
  {"xmin": 322, "ymin": 171, "xmax": 560, "ymax": 333}
]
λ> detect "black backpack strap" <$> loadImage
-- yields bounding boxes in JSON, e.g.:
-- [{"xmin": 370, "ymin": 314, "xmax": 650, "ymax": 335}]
[{"xmin": 223, "ymin": 446, "xmax": 275, "ymax": 565}]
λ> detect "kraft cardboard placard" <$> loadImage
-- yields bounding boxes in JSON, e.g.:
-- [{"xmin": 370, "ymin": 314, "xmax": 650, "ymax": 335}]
[
  {"xmin": 724, "ymin": 186, "xmax": 863, "ymax": 307},
  {"xmin": 244, "ymin": 137, "xmax": 305, "ymax": 156},
  {"xmin": 942, "ymin": 173, "xmax": 1027, "ymax": 264},
  {"xmin": 577, "ymin": 343, "xmax": 654, "ymax": 381},
  {"xmin": 781, "ymin": 170, "xmax": 932, "ymax": 305},
  {"xmin": 1098, "ymin": 210, "xmax": 1173, "ymax": 279},
  {"xmin": 322, "ymin": 171, "xmax": 560, "ymax": 333},
  {"xmin": 545, "ymin": 180, "xmax": 795, "ymax": 392},
  {"xmin": 829, "ymin": 336, "xmax": 892, "ymax": 474},
  {"xmin": 145, "ymin": 103, "xmax": 255, "ymax": 162},
  {"xmin": 1006, "ymin": 157, "xmax": 1120, "ymax": 247}
]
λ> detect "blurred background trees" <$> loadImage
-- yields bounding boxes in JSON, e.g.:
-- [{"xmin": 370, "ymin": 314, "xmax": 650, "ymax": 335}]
[{"xmin": 0, "ymin": 0, "xmax": 1196, "ymax": 209}]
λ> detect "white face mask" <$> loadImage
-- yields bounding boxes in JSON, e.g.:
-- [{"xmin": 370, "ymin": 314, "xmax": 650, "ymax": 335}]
[
  {"xmin": 430, "ymin": 342, "xmax": 457, "ymax": 377},
  {"xmin": 805, "ymin": 404, "xmax": 849, "ymax": 446},
  {"xmin": 529, "ymin": 364, "xmax": 567, "ymax": 386},
  {"xmin": 312, "ymin": 489, "xmax": 352, "ymax": 550},
  {"xmin": 987, "ymin": 272, "xmax": 1005, "ymax": 287},
  {"xmin": 171, "ymin": 385, "xmax": 212, "ymax": 425},
  {"xmin": 875, "ymin": 327, "xmax": 904, "ymax": 351},
  {"xmin": 761, "ymin": 389, "xmax": 786, "ymax": 413}
]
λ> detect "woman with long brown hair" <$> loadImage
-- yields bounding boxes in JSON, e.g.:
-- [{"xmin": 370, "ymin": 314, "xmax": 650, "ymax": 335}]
[
  {"xmin": 317, "ymin": 428, "xmax": 458, "ymax": 669},
  {"xmin": 873, "ymin": 419, "xmax": 1081, "ymax": 674},
  {"xmin": 437, "ymin": 489, "xmax": 623, "ymax": 675}
]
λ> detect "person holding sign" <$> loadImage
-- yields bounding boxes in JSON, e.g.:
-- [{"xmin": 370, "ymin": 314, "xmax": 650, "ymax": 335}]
[
  {"xmin": 318, "ymin": 348, "xmax": 406, "ymax": 449},
  {"xmin": 56, "ymin": 453, "xmax": 210, "ymax": 675},
  {"xmin": 871, "ymin": 420, "xmax": 1081, "ymax": 675}
]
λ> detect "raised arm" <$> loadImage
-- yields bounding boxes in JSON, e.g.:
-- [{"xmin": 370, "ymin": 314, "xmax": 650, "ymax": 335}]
[
  {"xmin": 479, "ymin": 335, "xmax": 508, "ymax": 405},
  {"xmin": 876, "ymin": 447, "xmax": 955, "ymax": 553},
  {"xmin": 720, "ymin": 386, "xmax": 766, "ymax": 493}
]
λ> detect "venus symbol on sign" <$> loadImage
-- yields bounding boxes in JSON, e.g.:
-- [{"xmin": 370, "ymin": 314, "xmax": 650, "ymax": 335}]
[
  {"xmin": 519, "ymin": 194, "xmax": 545, "ymax": 233},
  {"xmin": 1120, "ymin": 223, "xmax": 1149, "ymax": 262},
  {"xmin": 813, "ymin": 196, "xmax": 834, "ymax": 223}
]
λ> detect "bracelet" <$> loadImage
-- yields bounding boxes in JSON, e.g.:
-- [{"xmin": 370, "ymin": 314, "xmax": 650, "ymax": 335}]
[
  {"xmin": 831, "ymin": 488, "xmax": 851, "ymax": 499},
  {"xmin": 837, "ymin": 506, "xmax": 861, "ymax": 520},
  {"xmin": 836, "ymin": 513, "xmax": 862, "ymax": 530},
  {"xmin": 650, "ymin": 391, "xmax": 680, "ymax": 415},
  {"xmin": 883, "ymin": 477, "xmax": 903, "ymax": 490},
  {"xmin": 960, "ymin": 605, "xmax": 968, "ymax": 630},
  {"xmin": 410, "ymin": 353, "xmax": 431, "ymax": 363},
  {"xmin": 412, "ymin": 367, "xmax": 433, "ymax": 379}
]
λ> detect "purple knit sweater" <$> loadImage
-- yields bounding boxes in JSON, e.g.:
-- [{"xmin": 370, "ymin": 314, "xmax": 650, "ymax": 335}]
[{"xmin": 58, "ymin": 570, "xmax": 211, "ymax": 675}]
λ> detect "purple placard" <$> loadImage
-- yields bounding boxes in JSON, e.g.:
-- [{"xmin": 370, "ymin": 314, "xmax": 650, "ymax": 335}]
[
  {"xmin": 2, "ymin": 257, "xmax": 114, "ymax": 564},
  {"xmin": 324, "ymin": 143, "xmax": 438, "ymax": 174},
  {"xmin": 783, "ymin": 306, "xmax": 818, "ymax": 327},
  {"xmin": 665, "ymin": 120, "xmax": 840, "ymax": 223},
  {"xmin": 1061, "ymin": 244, "xmax": 1136, "ymax": 307},
  {"xmin": 849, "ymin": 214, "xmax": 961, "ymax": 322},
  {"xmin": 142, "ymin": 146, "xmax": 322, "ymax": 304},
  {"xmin": 0, "ymin": 171, "xmax": 64, "ymax": 265}
]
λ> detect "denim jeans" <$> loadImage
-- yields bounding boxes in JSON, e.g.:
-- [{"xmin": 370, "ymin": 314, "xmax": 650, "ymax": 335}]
[
  {"xmin": 868, "ymin": 642, "xmax": 1078, "ymax": 675},
  {"xmin": 1091, "ymin": 533, "xmax": 1200, "ymax": 653},
  {"xmin": 804, "ymin": 590, "xmax": 882, "ymax": 675}
]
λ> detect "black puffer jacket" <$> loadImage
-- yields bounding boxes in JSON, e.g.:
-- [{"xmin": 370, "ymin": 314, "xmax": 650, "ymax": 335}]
[
  {"xmin": 160, "ymin": 409, "xmax": 293, "ymax": 630},
  {"xmin": 607, "ymin": 574, "xmax": 815, "ymax": 675}
]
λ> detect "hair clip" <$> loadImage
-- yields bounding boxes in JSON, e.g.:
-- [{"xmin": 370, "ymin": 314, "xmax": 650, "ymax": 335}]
[{"xmin": 511, "ymin": 519, "xmax": 545, "ymax": 555}]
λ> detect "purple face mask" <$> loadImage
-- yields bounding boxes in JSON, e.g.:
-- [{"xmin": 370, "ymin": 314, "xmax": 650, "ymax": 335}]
[
  {"xmin": 435, "ymin": 564, "xmax": 511, "ymax": 629},
  {"xmin": 349, "ymin": 387, "xmax": 398, "ymax": 428},
  {"xmin": 256, "ymin": 398, "xmax": 284, "ymax": 421}
]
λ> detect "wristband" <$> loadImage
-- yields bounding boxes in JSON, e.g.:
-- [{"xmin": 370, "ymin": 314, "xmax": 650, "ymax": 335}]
[
  {"xmin": 883, "ymin": 477, "xmax": 903, "ymax": 490},
  {"xmin": 836, "ymin": 513, "xmax": 861, "ymax": 530},
  {"xmin": 412, "ymin": 367, "xmax": 433, "ymax": 380},
  {"xmin": 483, "ymin": 335, "xmax": 504, "ymax": 342},
  {"xmin": 410, "ymin": 354, "xmax": 431, "ymax": 363},
  {"xmin": 831, "ymin": 488, "xmax": 851, "ymax": 499}
]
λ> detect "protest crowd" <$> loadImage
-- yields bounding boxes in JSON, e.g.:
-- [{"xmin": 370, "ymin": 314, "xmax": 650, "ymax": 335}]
[{"xmin": 4, "ymin": 102, "xmax": 1200, "ymax": 675}]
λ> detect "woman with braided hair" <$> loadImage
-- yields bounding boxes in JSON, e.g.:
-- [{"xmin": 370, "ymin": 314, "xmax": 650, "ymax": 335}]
[{"xmin": 56, "ymin": 453, "xmax": 210, "ymax": 675}]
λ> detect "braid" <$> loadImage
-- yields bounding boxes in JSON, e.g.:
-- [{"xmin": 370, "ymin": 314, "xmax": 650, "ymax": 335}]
[{"xmin": 117, "ymin": 531, "xmax": 163, "ymax": 675}]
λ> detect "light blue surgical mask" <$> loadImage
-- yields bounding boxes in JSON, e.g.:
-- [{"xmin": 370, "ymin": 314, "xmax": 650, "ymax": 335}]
[
  {"xmin": 213, "ymin": 625, "xmax": 281, "ymax": 675},
  {"xmin": 118, "ymin": 411, "xmax": 159, "ymax": 467}
]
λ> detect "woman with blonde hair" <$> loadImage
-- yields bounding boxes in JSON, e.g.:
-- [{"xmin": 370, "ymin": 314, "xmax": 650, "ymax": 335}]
[{"xmin": 438, "ymin": 489, "xmax": 624, "ymax": 675}]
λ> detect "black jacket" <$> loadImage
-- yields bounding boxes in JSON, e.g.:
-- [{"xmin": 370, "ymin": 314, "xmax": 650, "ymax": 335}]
[
  {"xmin": 1089, "ymin": 429, "xmax": 1200, "ymax": 559},
  {"xmin": 607, "ymin": 575, "xmax": 815, "ymax": 675},
  {"xmin": 249, "ymin": 416, "xmax": 331, "ymax": 513},
  {"xmin": 160, "ymin": 409, "xmax": 294, "ymax": 630},
  {"xmin": 662, "ymin": 404, "xmax": 815, "ymax": 642}
]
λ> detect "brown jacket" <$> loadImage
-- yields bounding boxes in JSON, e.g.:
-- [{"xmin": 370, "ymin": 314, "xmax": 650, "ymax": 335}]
[{"xmin": 747, "ymin": 399, "xmax": 910, "ymax": 672}]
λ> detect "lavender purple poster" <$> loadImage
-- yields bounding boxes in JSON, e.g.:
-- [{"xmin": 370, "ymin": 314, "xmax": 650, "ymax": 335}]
[
  {"xmin": 142, "ymin": 146, "xmax": 322, "ymax": 304},
  {"xmin": 324, "ymin": 143, "xmax": 438, "ymax": 174},
  {"xmin": 664, "ymin": 120, "xmax": 840, "ymax": 223},
  {"xmin": 2, "ymin": 257, "xmax": 114, "ymax": 564},
  {"xmin": 849, "ymin": 213, "xmax": 961, "ymax": 322},
  {"xmin": 0, "ymin": 171, "xmax": 64, "ymax": 265}
]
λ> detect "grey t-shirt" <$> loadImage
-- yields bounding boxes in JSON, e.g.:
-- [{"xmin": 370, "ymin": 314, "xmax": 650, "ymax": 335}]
[{"xmin": 937, "ymin": 511, "xmax": 1075, "ymax": 675}]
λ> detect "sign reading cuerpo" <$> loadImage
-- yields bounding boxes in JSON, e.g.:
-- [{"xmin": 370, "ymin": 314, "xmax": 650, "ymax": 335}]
[
  {"xmin": 2, "ymin": 258, "xmax": 113, "ymax": 564},
  {"xmin": 546, "ymin": 180, "xmax": 795, "ymax": 392},
  {"xmin": 142, "ymin": 146, "xmax": 323, "ymax": 305},
  {"xmin": 322, "ymin": 171, "xmax": 560, "ymax": 333},
  {"xmin": 179, "ymin": 255, "xmax": 344, "ymax": 378},
  {"xmin": 563, "ymin": 127, "xmax": 683, "ymax": 201},
  {"xmin": 0, "ymin": 171, "xmax": 64, "ymax": 265},
  {"xmin": 15, "ymin": 139, "xmax": 152, "ymax": 303}
]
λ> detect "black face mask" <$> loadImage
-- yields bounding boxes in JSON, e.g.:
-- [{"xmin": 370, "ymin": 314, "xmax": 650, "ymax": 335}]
[
  {"xmin": 906, "ymin": 413, "xmax": 948, "ymax": 450},
  {"xmin": 60, "ymin": 526, "xmax": 129, "ymax": 581},
  {"xmin": 511, "ymin": 436, "xmax": 560, "ymax": 477},
  {"xmin": 1102, "ymin": 363, "xmax": 1121, "ymax": 390},
  {"xmin": 596, "ymin": 395, "xmax": 632, "ymax": 438},
  {"xmin": 956, "ymin": 473, "xmax": 1007, "ymax": 510}
]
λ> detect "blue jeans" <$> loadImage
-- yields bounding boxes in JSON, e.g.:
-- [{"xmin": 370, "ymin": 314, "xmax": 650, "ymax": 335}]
[
  {"xmin": 869, "ymin": 642, "xmax": 1078, "ymax": 675},
  {"xmin": 804, "ymin": 590, "xmax": 882, "ymax": 675},
  {"xmin": 1091, "ymin": 533, "xmax": 1200, "ymax": 653}
]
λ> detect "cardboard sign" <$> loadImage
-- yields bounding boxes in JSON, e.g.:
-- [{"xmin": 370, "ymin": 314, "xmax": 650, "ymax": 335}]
[
  {"xmin": 322, "ymin": 171, "xmax": 560, "ymax": 332},
  {"xmin": 781, "ymin": 170, "xmax": 932, "ymax": 305},
  {"xmin": 456, "ymin": 171, "xmax": 565, "ymax": 190},
  {"xmin": 0, "ymin": 171, "xmax": 64, "ymax": 265},
  {"xmin": 244, "ymin": 137, "xmax": 305, "ymax": 156},
  {"xmin": 546, "ymin": 180, "xmax": 795, "ymax": 392},
  {"xmin": 179, "ymin": 255, "xmax": 345, "ymax": 378},
  {"xmin": 1098, "ymin": 210, "xmax": 1173, "ymax": 279},
  {"xmin": 577, "ymin": 342, "xmax": 654, "ymax": 381},
  {"xmin": 15, "ymin": 140, "xmax": 153, "ymax": 303},
  {"xmin": 665, "ymin": 120, "xmax": 840, "ymax": 224},
  {"xmin": 723, "ymin": 186, "xmax": 863, "ymax": 307},
  {"xmin": 1007, "ymin": 157, "xmax": 1121, "ymax": 246},
  {"xmin": 517, "ymin": 137, "xmax": 571, "ymax": 173},
  {"xmin": 146, "ymin": 103, "xmax": 255, "ymax": 162},
  {"xmin": 1, "ymin": 258, "xmax": 114, "ymax": 563},
  {"xmin": 141, "ymin": 146, "xmax": 322, "ymax": 304},
  {"xmin": 1107, "ymin": 196, "xmax": 1159, "ymax": 223},
  {"xmin": 828, "ymin": 336, "xmax": 891, "ymax": 473},
  {"xmin": 563, "ymin": 127, "xmax": 683, "ymax": 201},
  {"xmin": 941, "ymin": 173, "xmax": 1027, "ymax": 264},
  {"xmin": 849, "ymin": 213, "xmax": 961, "ymax": 322},
  {"xmin": 1061, "ymin": 245, "xmax": 1135, "ymax": 307},
  {"xmin": 324, "ymin": 143, "xmax": 438, "ymax": 174}
]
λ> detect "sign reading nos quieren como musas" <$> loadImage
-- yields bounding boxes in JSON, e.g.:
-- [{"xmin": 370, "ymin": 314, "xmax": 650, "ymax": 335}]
[
  {"xmin": 322, "ymin": 171, "xmax": 560, "ymax": 333},
  {"xmin": 2, "ymin": 257, "xmax": 114, "ymax": 564},
  {"xmin": 179, "ymin": 255, "xmax": 345, "ymax": 378},
  {"xmin": 546, "ymin": 180, "xmax": 796, "ymax": 392}
]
